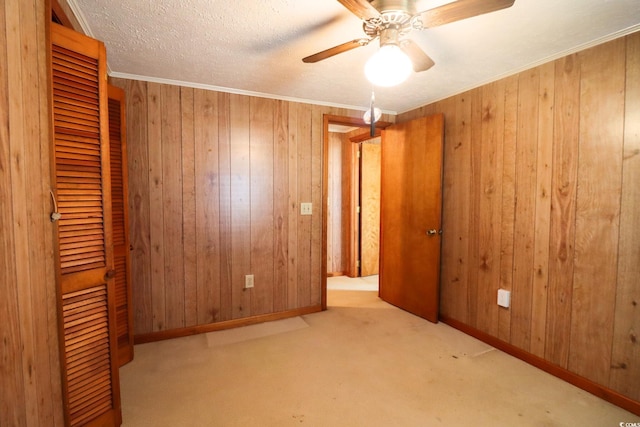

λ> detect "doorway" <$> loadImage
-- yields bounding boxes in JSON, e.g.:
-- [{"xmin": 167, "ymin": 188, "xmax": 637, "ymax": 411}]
[
  {"xmin": 324, "ymin": 116, "xmax": 388, "ymax": 298},
  {"xmin": 322, "ymin": 113, "xmax": 444, "ymax": 323}
]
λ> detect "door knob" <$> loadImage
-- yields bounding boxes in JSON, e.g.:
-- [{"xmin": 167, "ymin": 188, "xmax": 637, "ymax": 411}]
[{"xmin": 426, "ymin": 229, "xmax": 442, "ymax": 236}]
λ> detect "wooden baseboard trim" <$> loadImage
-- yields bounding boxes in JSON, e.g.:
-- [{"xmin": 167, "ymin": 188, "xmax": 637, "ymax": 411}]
[
  {"xmin": 440, "ymin": 315, "xmax": 640, "ymax": 417},
  {"xmin": 135, "ymin": 306, "xmax": 323, "ymax": 344}
]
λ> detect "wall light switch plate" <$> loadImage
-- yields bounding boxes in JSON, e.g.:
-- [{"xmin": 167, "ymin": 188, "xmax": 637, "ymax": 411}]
[
  {"xmin": 245, "ymin": 274, "xmax": 254, "ymax": 289},
  {"xmin": 497, "ymin": 289, "xmax": 510, "ymax": 308},
  {"xmin": 300, "ymin": 202, "xmax": 312, "ymax": 215}
]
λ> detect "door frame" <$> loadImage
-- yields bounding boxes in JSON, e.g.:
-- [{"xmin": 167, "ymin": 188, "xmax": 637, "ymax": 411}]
[{"xmin": 321, "ymin": 115, "xmax": 391, "ymax": 309}]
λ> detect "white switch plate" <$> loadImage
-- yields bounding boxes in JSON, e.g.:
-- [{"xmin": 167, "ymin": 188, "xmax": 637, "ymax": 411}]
[
  {"xmin": 497, "ymin": 289, "xmax": 510, "ymax": 308},
  {"xmin": 245, "ymin": 274, "xmax": 254, "ymax": 289},
  {"xmin": 300, "ymin": 202, "xmax": 312, "ymax": 215}
]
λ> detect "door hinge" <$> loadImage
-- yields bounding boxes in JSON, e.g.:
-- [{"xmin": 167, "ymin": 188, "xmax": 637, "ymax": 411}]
[
  {"xmin": 356, "ymin": 260, "xmax": 361, "ymax": 268},
  {"xmin": 357, "ymin": 149, "xmax": 361, "ymax": 158},
  {"xmin": 356, "ymin": 206, "xmax": 361, "ymax": 214}
]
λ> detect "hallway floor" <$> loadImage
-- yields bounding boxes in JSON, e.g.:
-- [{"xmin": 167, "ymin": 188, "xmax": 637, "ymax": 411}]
[{"xmin": 120, "ymin": 290, "xmax": 639, "ymax": 426}]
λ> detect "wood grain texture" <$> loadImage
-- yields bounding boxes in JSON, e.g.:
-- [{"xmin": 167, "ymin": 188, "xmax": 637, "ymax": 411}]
[
  {"xmin": 467, "ymin": 88, "xmax": 482, "ymax": 328},
  {"xmin": 379, "ymin": 114, "xmax": 444, "ymax": 322},
  {"xmin": 399, "ymin": 33, "xmax": 640, "ymax": 407},
  {"xmin": 545, "ymin": 54, "xmax": 580, "ymax": 368},
  {"xmin": 229, "ymin": 94, "xmax": 251, "ymax": 318},
  {"xmin": 610, "ymin": 31, "xmax": 640, "ymax": 401},
  {"xmin": 476, "ymin": 81, "xmax": 504, "ymax": 336},
  {"xmin": 530, "ymin": 62, "xmax": 554, "ymax": 358},
  {"xmin": 111, "ymin": 78, "xmax": 370, "ymax": 336},
  {"xmin": 273, "ymin": 100, "xmax": 289, "ymax": 313},
  {"xmin": 498, "ymin": 75, "xmax": 518, "ymax": 342},
  {"xmin": 250, "ymin": 97, "xmax": 275, "ymax": 316},
  {"xmin": 360, "ymin": 141, "xmax": 381, "ymax": 277},
  {"xmin": 287, "ymin": 103, "xmax": 299, "ymax": 309},
  {"xmin": 326, "ymin": 132, "xmax": 345, "ymax": 274},
  {"xmin": 310, "ymin": 105, "xmax": 324, "ymax": 305},
  {"xmin": 439, "ymin": 94, "xmax": 471, "ymax": 323},
  {"xmin": 1, "ymin": 1, "xmax": 64, "ymax": 425},
  {"xmin": 114, "ymin": 78, "xmax": 152, "ymax": 335},
  {"xmin": 0, "ymin": 51, "xmax": 26, "ymax": 423},
  {"xmin": 7, "ymin": 1, "xmax": 37, "ymax": 420},
  {"xmin": 161, "ymin": 84, "xmax": 185, "ymax": 330},
  {"xmin": 217, "ymin": 92, "xmax": 233, "ymax": 321},
  {"xmin": 180, "ymin": 87, "xmax": 197, "ymax": 327},
  {"xmin": 569, "ymin": 38, "xmax": 625, "ymax": 386},
  {"xmin": 510, "ymin": 67, "xmax": 539, "ymax": 352},
  {"xmin": 195, "ymin": 89, "xmax": 221, "ymax": 324},
  {"xmin": 296, "ymin": 103, "xmax": 313, "ymax": 307}
]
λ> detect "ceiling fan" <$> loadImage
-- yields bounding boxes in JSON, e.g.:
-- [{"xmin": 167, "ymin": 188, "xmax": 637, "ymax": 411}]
[{"xmin": 303, "ymin": 0, "xmax": 515, "ymax": 85}]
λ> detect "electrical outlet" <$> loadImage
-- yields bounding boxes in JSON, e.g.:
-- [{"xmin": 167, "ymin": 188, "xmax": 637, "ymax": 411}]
[
  {"xmin": 497, "ymin": 289, "xmax": 510, "ymax": 308},
  {"xmin": 300, "ymin": 202, "xmax": 312, "ymax": 215},
  {"xmin": 245, "ymin": 274, "xmax": 254, "ymax": 289}
]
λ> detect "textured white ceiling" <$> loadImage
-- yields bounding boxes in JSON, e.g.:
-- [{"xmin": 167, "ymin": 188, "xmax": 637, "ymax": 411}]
[{"xmin": 69, "ymin": 0, "xmax": 640, "ymax": 114}]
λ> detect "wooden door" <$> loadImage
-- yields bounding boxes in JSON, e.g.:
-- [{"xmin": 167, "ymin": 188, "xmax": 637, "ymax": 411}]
[
  {"xmin": 360, "ymin": 140, "xmax": 381, "ymax": 277},
  {"xmin": 379, "ymin": 114, "xmax": 444, "ymax": 323},
  {"xmin": 51, "ymin": 23, "xmax": 121, "ymax": 426},
  {"xmin": 108, "ymin": 85, "xmax": 133, "ymax": 367}
]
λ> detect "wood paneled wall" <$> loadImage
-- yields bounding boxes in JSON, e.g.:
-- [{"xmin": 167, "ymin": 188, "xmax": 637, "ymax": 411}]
[
  {"xmin": 0, "ymin": 0, "xmax": 65, "ymax": 425},
  {"xmin": 326, "ymin": 132, "xmax": 350, "ymax": 275},
  {"xmin": 399, "ymin": 32, "xmax": 640, "ymax": 402},
  {"xmin": 110, "ymin": 78, "xmax": 385, "ymax": 336}
]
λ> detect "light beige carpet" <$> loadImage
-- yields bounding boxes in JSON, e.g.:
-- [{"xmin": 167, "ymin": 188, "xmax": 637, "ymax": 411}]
[{"xmin": 120, "ymin": 290, "xmax": 639, "ymax": 426}]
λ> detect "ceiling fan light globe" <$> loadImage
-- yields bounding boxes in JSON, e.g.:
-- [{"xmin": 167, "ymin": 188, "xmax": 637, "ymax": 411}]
[
  {"xmin": 363, "ymin": 107, "xmax": 382, "ymax": 124},
  {"xmin": 364, "ymin": 44, "xmax": 413, "ymax": 87}
]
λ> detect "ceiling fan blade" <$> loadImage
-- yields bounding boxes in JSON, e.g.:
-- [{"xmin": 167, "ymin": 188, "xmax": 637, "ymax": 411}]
[
  {"xmin": 302, "ymin": 39, "xmax": 371, "ymax": 63},
  {"xmin": 420, "ymin": 0, "xmax": 515, "ymax": 28},
  {"xmin": 336, "ymin": 0, "xmax": 380, "ymax": 20},
  {"xmin": 400, "ymin": 40, "xmax": 435, "ymax": 72}
]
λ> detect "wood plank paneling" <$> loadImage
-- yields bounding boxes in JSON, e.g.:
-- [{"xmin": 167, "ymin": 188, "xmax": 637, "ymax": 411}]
[
  {"xmin": 399, "ymin": 32, "xmax": 640, "ymax": 408},
  {"xmin": 440, "ymin": 93, "xmax": 471, "ymax": 323},
  {"xmin": 467, "ymin": 88, "xmax": 482, "ymax": 328},
  {"xmin": 530, "ymin": 62, "xmax": 554, "ymax": 358},
  {"xmin": 218, "ymin": 92, "xmax": 233, "ymax": 321},
  {"xmin": 360, "ymin": 141, "xmax": 381, "ymax": 277},
  {"xmin": 610, "ymin": 32, "xmax": 640, "ymax": 401},
  {"xmin": 545, "ymin": 53, "xmax": 580, "ymax": 368},
  {"xmin": 498, "ymin": 74, "xmax": 518, "ymax": 343},
  {"xmin": 273, "ymin": 100, "xmax": 289, "ymax": 312},
  {"xmin": 510, "ymin": 68, "xmax": 539, "ymax": 352},
  {"xmin": 310, "ymin": 105, "xmax": 323, "ymax": 305},
  {"xmin": 1, "ymin": 1, "xmax": 28, "ymax": 423},
  {"xmin": 476, "ymin": 81, "xmax": 505, "ymax": 336},
  {"xmin": 569, "ymin": 38, "xmax": 625, "ymax": 386},
  {"xmin": 195, "ymin": 89, "xmax": 221, "ymax": 323},
  {"xmin": 112, "ymin": 76, "xmax": 369, "ymax": 339},
  {"xmin": 0, "ymin": 0, "xmax": 64, "ymax": 424},
  {"xmin": 250, "ymin": 97, "xmax": 275, "ymax": 316},
  {"xmin": 180, "ymin": 87, "xmax": 197, "ymax": 327},
  {"xmin": 327, "ymin": 132, "xmax": 345, "ymax": 274},
  {"xmin": 147, "ymin": 82, "xmax": 165, "ymax": 332},
  {"xmin": 287, "ymin": 103, "xmax": 299, "ymax": 309},
  {"xmin": 229, "ymin": 94, "xmax": 252, "ymax": 318},
  {"xmin": 296, "ymin": 103, "xmax": 313, "ymax": 307},
  {"xmin": 161, "ymin": 85, "xmax": 184, "ymax": 329},
  {"xmin": 119, "ymin": 79, "xmax": 151, "ymax": 335}
]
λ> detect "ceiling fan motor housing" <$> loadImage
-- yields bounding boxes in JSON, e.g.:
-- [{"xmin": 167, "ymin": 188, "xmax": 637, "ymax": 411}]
[
  {"xmin": 364, "ymin": 0, "xmax": 419, "ymax": 41},
  {"xmin": 371, "ymin": 0, "xmax": 416, "ymax": 14}
]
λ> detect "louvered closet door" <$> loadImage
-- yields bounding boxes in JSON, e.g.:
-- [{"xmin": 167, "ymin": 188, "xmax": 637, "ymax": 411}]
[
  {"xmin": 108, "ymin": 85, "xmax": 133, "ymax": 367},
  {"xmin": 51, "ymin": 23, "xmax": 121, "ymax": 427}
]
